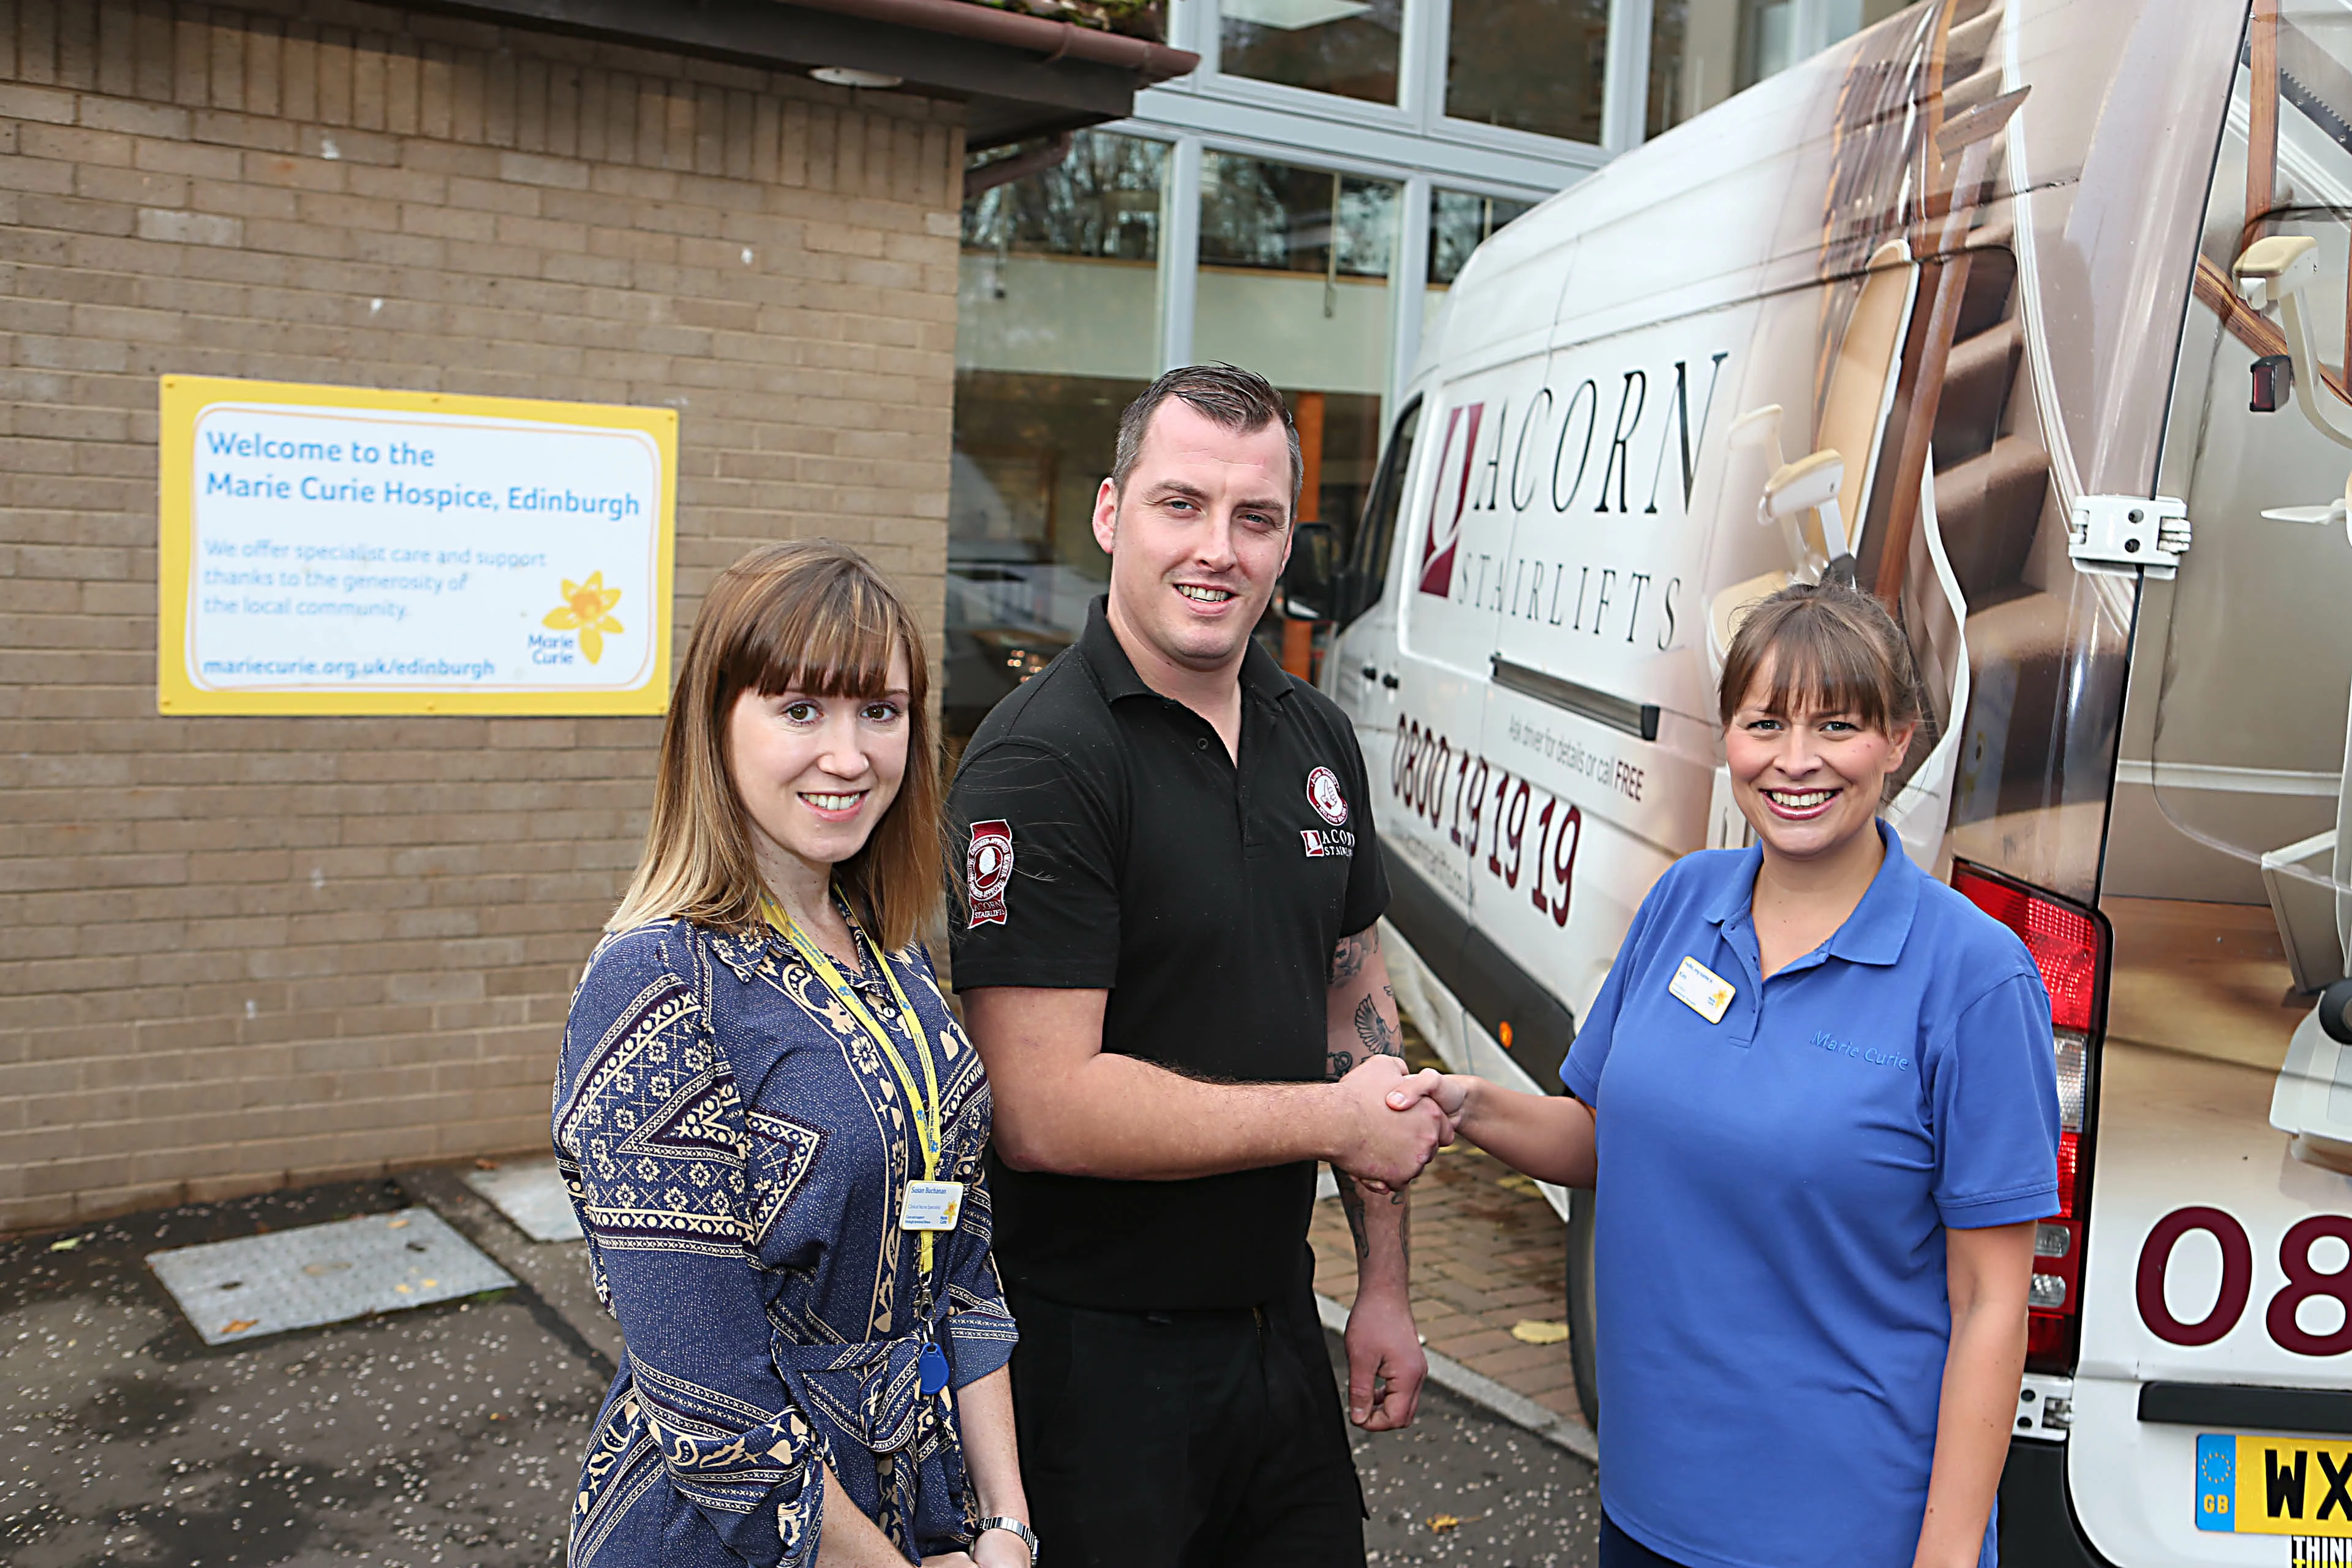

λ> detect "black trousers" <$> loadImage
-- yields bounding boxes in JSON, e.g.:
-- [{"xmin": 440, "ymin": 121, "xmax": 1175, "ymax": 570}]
[
  {"xmin": 1600, "ymin": 1512, "xmax": 1692, "ymax": 1568},
  {"xmin": 1003, "ymin": 1273, "xmax": 1366, "ymax": 1568}
]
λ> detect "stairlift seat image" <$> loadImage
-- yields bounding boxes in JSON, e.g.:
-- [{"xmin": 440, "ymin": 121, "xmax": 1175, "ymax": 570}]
[
  {"xmin": 2267, "ymin": 688, "xmax": 2352, "ymax": 1168},
  {"xmin": 2243, "ymin": 228, "xmax": 2352, "ymax": 1167}
]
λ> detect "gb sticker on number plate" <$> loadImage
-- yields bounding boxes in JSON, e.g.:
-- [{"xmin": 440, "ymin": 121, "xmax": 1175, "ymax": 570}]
[{"xmin": 1668, "ymin": 956, "xmax": 1735, "ymax": 1024}]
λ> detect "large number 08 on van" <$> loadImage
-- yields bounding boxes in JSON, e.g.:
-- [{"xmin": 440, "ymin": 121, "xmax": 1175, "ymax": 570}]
[{"xmin": 1288, "ymin": 2, "xmax": 2352, "ymax": 1563}]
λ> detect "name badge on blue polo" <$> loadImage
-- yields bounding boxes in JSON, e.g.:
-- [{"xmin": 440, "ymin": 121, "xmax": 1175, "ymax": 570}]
[{"xmin": 1668, "ymin": 956, "xmax": 1736, "ymax": 1024}]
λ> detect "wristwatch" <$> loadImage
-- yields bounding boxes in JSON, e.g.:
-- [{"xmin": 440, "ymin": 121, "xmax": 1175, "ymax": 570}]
[{"xmin": 974, "ymin": 1515, "xmax": 1040, "ymax": 1566}]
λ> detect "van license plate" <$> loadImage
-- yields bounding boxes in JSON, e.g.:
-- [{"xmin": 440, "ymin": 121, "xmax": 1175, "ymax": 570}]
[{"xmin": 2199, "ymin": 1434, "xmax": 2352, "ymax": 1536}]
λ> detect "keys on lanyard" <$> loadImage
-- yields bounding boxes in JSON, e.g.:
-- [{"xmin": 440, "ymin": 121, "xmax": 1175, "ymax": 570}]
[{"xmin": 918, "ymin": 1341, "xmax": 951, "ymax": 1396}]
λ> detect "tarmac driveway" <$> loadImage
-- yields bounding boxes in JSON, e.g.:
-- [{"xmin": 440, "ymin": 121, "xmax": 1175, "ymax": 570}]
[
  {"xmin": 1, "ymin": 1174, "xmax": 1594, "ymax": 1566},
  {"xmin": 0, "ymin": 1179, "xmax": 601, "ymax": 1567}
]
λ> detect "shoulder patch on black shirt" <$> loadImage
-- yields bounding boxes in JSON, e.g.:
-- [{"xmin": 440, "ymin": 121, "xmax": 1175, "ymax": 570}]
[{"xmin": 967, "ymin": 820, "xmax": 1013, "ymax": 927}]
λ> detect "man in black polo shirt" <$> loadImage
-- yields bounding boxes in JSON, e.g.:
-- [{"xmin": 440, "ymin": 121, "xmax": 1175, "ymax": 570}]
[{"xmin": 949, "ymin": 364, "xmax": 1441, "ymax": 1568}]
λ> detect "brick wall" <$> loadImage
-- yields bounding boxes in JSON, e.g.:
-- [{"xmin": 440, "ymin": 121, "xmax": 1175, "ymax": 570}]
[{"xmin": 0, "ymin": 0, "xmax": 966, "ymax": 1233}]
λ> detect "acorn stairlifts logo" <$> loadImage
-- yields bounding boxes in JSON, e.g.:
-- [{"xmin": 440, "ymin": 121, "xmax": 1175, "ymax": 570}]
[
  {"xmin": 1417, "ymin": 403, "xmax": 1484, "ymax": 596},
  {"xmin": 967, "ymin": 820, "xmax": 1013, "ymax": 927},
  {"xmin": 1303, "ymin": 766, "xmax": 1354, "ymax": 857},
  {"xmin": 1412, "ymin": 350, "xmax": 1729, "ymax": 612}
]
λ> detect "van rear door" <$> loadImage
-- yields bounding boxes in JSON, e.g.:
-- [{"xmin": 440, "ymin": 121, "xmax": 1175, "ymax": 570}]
[{"xmin": 2080, "ymin": 12, "xmax": 2352, "ymax": 1558}]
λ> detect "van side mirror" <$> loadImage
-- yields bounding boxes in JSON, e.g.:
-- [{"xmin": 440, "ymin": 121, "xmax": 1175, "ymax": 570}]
[{"xmin": 1283, "ymin": 521, "xmax": 1343, "ymax": 620}]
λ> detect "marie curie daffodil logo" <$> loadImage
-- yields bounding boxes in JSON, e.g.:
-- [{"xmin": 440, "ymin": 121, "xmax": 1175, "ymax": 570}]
[{"xmin": 543, "ymin": 572, "xmax": 624, "ymax": 663}]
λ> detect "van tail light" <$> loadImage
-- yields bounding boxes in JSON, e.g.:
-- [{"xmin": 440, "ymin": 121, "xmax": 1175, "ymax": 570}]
[{"xmin": 1951, "ymin": 861, "xmax": 2111, "ymax": 1374}]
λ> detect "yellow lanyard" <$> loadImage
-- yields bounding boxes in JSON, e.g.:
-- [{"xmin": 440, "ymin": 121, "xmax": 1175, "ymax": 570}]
[{"xmin": 758, "ymin": 894, "xmax": 948, "ymax": 1275}]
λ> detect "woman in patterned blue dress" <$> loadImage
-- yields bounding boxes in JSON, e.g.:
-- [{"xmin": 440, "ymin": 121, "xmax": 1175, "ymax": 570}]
[{"xmin": 554, "ymin": 542, "xmax": 1033, "ymax": 1568}]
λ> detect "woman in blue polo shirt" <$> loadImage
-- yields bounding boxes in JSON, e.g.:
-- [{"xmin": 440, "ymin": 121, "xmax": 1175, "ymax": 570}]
[{"xmin": 1391, "ymin": 581, "xmax": 2059, "ymax": 1568}]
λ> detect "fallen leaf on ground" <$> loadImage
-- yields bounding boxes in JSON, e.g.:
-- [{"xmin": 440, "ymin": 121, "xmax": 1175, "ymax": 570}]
[
  {"xmin": 222, "ymin": 1319, "xmax": 258, "ymax": 1334},
  {"xmin": 387, "ymin": 1217, "xmax": 409, "ymax": 1229},
  {"xmin": 1428, "ymin": 1515, "xmax": 1462, "ymax": 1533},
  {"xmin": 48, "ymin": 1236, "xmax": 83, "ymax": 1252},
  {"xmin": 1511, "ymin": 1319, "xmax": 1570, "ymax": 1344},
  {"xmin": 474, "ymin": 1158, "xmax": 499, "ymax": 1170}
]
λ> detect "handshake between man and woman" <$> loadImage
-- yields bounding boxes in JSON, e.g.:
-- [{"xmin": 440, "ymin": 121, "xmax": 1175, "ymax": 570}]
[{"xmin": 1321, "ymin": 1056, "xmax": 1589, "ymax": 1196}]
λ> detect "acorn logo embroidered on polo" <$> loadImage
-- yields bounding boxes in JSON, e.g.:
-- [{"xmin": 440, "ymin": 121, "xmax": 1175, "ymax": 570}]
[
  {"xmin": 966, "ymin": 820, "xmax": 1013, "ymax": 927},
  {"xmin": 1306, "ymin": 766, "xmax": 1349, "ymax": 826},
  {"xmin": 1300, "ymin": 827, "xmax": 1356, "ymax": 859}
]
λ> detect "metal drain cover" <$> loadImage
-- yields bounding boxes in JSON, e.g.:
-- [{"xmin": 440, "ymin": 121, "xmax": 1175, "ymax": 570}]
[
  {"xmin": 147, "ymin": 1208, "xmax": 516, "ymax": 1345},
  {"xmin": 463, "ymin": 1158, "xmax": 582, "ymax": 1243}
]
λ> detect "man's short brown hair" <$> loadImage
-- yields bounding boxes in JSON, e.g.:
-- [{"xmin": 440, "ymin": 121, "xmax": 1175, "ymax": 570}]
[{"xmin": 1111, "ymin": 363, "xmax": 1303, "ymax": 513}]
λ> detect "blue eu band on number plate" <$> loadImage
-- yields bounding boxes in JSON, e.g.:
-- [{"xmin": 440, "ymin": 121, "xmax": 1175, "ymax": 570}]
[
  {"xmin": 2198, "ymin": 1434, "xmax": 2237, "ymax": 1531},
  {"xmin": 2198, "ymin": 1431, "xmax": 2352, "ymax": 1537}
]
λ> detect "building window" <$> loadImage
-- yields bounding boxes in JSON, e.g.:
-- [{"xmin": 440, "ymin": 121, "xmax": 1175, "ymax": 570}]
[
  {"xmin": 1445, "ymin": 0, "xmax": 1611, "ymax": 143},
  {"xmin": 1196, "ymin": 153, "xmax": 1398, "ymax": 537},
  {"xmin": 1218, "ymin": 0, "xmax": 1404, "ymax": 105},
  {"xmin": 1647, "ymin": 0, "xmax": 1912, "ymax": 137},
  {"xmin": 949, "ymin": 132, "xmax": 1167, "ymax": 738},
  {"xmin": 1428, "ymin": 189, "xmax": 1536, "ymax": 288}
]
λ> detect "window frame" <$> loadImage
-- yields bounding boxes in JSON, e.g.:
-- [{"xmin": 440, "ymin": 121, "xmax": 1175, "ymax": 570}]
[
  {"xmin": 1341, "ymin": 393, "xmax": 1425, "ymax": 626},
  {"xmin": 1163, "ymin": 0, "xmax": 1653, "ymax": 159}
]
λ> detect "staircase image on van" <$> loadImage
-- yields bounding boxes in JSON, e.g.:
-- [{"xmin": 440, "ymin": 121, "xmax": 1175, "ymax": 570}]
[{"xmin": 1299, "ymin": 3, "xmax": 2352, "ymax": 1564}]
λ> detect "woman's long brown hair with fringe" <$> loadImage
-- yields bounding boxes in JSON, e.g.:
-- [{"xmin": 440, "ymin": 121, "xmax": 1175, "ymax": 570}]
[{"xmin": 607, "ymin": 540, "xmax": 941, "ymax": 952}]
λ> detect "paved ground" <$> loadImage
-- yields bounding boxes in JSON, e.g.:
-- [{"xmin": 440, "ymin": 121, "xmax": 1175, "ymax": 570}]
[
  {"xmin": 1346, "ymin": 1348, "xmax": 1597, "ymax": 1567},
  {"xmin": 3, "ymin": 1150, "xmax": 1596, "ymax": 1567},
  {"xmin": 0, "ymin": 1179, "xmax": 606, "ymax": 1567}
]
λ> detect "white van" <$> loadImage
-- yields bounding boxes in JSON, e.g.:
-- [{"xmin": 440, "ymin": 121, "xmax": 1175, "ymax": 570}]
[{"xmin": 1283, "ymin": 2, "xmax": 2352, "ymax": 1562}]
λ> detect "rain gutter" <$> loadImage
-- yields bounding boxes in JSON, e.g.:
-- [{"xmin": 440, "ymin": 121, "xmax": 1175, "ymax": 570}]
[{"xmin": 785, "ymin": 0, "xmax": 1196, "ymax": 83}]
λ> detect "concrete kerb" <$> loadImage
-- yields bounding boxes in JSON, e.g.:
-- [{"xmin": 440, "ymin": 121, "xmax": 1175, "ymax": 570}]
[{"xmin": 1314, "ymin": 1290, "xmax": 1600, "ymax": 1468}]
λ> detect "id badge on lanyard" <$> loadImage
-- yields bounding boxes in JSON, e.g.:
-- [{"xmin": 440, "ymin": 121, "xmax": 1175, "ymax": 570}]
[{"xmin": 900, "ymin": 1180, "xmax": 965, "ymax": 1231}]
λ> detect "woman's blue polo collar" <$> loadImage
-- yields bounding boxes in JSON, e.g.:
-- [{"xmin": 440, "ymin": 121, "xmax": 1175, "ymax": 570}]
[{"xmin": 1699, "ymin": 818, "xmax": 1922, "ymax": 969}]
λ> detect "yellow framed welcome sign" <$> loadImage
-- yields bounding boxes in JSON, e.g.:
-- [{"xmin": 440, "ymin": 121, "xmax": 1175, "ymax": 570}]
[{"xmin": 157, "ymin": 376, "xmax": 677, "ymax": 715}]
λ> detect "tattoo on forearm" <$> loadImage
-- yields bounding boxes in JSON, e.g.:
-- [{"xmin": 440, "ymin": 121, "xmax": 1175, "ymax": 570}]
[
  {"xmin": 1325, "ymin": 1044, "xmax": 1356, "ymax": 1081},
  {"xmin": 1338, "ymin": 1175, "xmax": 1372, "ymax": 1261},
  {"xmin": 1353, "ymin": 995, "xmax": 1399, "ymax": 1059},
  {"xmin": 1328, "ymin": 928, "xmax": 1379, "ymax": 984},
  {"xmin": 1339, "ymin": 1173, "xmax": 1404, "ymax": 1261}
]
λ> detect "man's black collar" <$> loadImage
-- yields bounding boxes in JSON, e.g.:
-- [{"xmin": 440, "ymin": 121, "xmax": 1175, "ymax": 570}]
[{"xmin": 1075, "ymin": 595, "xmax": 1294, "ymax": 707}]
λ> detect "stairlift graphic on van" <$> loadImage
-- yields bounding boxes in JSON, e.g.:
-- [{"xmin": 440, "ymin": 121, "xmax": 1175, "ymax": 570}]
[
  {"xmin": 1304, "ymin": 2, "xmax": 2352, "ymax": 1564},
  {"xmin": 2228, "ymin": 236, "xmax": 2352, "ymax": 1171}
]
